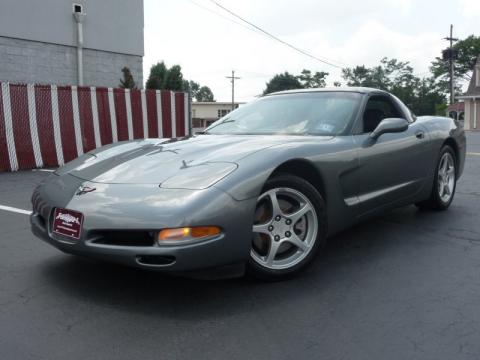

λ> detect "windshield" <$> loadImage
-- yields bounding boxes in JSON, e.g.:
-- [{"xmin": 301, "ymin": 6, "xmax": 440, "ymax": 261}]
[{"xmin": 206, "ymin": 92, "xmax": 361, "ymax": 136}]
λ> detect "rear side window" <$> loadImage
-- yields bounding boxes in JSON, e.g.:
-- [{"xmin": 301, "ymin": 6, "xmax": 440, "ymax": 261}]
[
  {"xmin": 366, "ymin": 96, "xmax": 402, "ymax": 118},
  {"xmin": 362, "ymin": 96, "xmax": 403, "ymax": 133}
]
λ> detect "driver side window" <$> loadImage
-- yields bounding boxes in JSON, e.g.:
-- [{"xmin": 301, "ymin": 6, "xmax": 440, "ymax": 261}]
[{"xmin": 363, "ymin": 96, "xmax": 402, "ymax": 133}]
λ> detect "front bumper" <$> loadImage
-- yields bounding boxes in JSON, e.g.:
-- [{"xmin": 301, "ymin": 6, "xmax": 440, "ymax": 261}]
[{"xmin": 31, "ymin": 174, "xmax": 257, "ymax": 273}]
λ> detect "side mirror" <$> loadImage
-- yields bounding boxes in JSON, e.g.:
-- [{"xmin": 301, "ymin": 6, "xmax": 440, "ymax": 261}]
[{"xmin": 370, "ymin": 118, "xmax": 408, "ymax": 140}]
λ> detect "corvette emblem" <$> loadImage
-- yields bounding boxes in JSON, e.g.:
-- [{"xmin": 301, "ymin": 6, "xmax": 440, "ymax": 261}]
[{"xmin": 76, "ymin": 185, "xmax": 96, "ymax": 196}]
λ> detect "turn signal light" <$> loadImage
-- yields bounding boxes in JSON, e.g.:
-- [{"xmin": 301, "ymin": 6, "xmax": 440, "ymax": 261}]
[
  {"xmin": 158, "ymin": 226, "xmax": 221, "ymax": 243},
  {"xmin": 191, "ymin": 226, "xmax": 221, "ymax": 238}
]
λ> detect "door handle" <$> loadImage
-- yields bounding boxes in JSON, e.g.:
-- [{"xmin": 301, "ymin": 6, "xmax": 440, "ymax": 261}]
[{"xmin": 415, "ymin": 131, "xmax": 425, "ymax": 139}]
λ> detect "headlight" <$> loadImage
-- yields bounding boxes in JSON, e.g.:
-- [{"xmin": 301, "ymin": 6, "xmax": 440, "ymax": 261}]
[
  {"xmin": 160, "ymin": 162, "xmax": 237, "ymax": 190},
  {"xmin": 157, "ymin": 226, "xmax": 222, "ymax": 244}
]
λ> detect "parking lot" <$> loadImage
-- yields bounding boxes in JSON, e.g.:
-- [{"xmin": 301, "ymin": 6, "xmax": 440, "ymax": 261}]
[{"xmin": 0, "ymin": 132, "xmax": 479, "ymax": 360}]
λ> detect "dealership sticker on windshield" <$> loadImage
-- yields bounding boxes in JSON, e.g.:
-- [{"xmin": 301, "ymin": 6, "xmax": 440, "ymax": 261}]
[{"xmin": 52, "ymin": 208, "xmax": 84, "ymax": 240}]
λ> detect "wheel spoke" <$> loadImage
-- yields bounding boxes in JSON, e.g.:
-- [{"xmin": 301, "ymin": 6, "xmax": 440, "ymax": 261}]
[
  {"xmin": 438, "ymin": 173, "xmax": 444, "ymax": 184},
  {"xmin": 440, "ymin": 157, "xmax": 448, "ymax": 173},
  {"xmin": 445, "ymin": 184, "xmax": 451, "ymax": 196},
  {"xmin": 286, "ymin": 203, "xmax": 312, "ymax": 224},
  {"xmin": 284, "ymin": 234, "xmax": 308, "ymax": 252},
  {"xmin": 252, "ymin": 223, "xmax": 271, "ymax": 235},
  {"xmin": 268, "ymin": 190, "xmax": 283, "ymax": 217},
  {"xmin": 266, "ymin": 241, "xmax": 281, "ymax": 266},
  {"xmin": 438, "ymin": 182, "xmax": 445, "ymax": 197}
]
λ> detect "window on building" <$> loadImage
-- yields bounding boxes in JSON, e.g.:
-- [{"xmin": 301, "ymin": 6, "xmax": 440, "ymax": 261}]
[
  {"xmin": 217, "ymin": 109, "xmax": 230, "ymax": 118},
  {"xmin": 192, "ymin": 109, "xmax": 196, "ymax": 118},
  {"xmin": 192, "ymin": 118, "xmax": 203, "ymax": 128}
]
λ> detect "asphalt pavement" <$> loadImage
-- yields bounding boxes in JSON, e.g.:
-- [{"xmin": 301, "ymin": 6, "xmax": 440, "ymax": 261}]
[{"xmin": 0, "ymin": 133, "xmax": 479, "ymax": 360}]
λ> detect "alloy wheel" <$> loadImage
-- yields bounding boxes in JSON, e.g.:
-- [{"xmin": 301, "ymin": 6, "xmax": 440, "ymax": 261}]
[
  {"xmin": 251, "ymin": 187, "xmax": 318, "ymax": 270},
  {"xmin": 437, "ymin": 152, "xmax": 455, "ymax": 203}
]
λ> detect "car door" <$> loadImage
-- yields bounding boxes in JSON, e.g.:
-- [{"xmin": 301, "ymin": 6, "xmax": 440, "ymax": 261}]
[{"xmin": 353, "ymin": 94, "xmax": 431, "ymax": 215}]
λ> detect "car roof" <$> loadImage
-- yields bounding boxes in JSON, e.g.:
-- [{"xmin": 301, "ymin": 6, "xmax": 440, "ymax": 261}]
[{"xmin": 267, "ymin": 87, "xmax": 389, "ymax": 96}]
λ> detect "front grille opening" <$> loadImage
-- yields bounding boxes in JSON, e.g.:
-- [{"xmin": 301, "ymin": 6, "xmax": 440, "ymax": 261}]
[
  {"xmin": 136, "ymin": 255, "xmax": 176, "ymax": 266},
  {"xmin": 91, "ymin": 231, "xmax": 156, "ymax": 247}
]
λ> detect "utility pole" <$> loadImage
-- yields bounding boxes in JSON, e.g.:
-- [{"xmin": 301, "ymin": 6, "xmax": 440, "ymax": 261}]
[
  {"xmin": 226, "ymin": 70, "xmax": 241, "ymax": 111},
  {"xmin": 443, "ymin": 24, "xmax": 458, "ymax": 105}
]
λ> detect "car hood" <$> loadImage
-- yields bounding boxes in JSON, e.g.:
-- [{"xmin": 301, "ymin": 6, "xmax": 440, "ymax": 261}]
[{"xmin": 57, "ymin": 134, "xmax": 333, "ymax": 185}]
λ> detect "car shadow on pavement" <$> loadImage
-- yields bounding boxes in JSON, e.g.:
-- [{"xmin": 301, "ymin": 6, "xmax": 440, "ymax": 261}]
[{"xmin": 39, "ymin": 205, "xmax": 454, "ymax": 320}]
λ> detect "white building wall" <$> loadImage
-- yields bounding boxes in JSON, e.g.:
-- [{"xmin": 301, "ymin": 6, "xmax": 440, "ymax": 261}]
[
  {"xmin": 464, "ymin": 100, "xmax": 470, "ymax": 130},
  {"xmin": 474, "ymin": 100, "xmax": 478, "ymax": 130},
  {"xmin": 193, "ymin": 103, "xmax": 237, "ymax": 119}
]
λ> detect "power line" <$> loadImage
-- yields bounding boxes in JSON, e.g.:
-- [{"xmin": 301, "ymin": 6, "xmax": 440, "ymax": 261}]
[
  {"xmin": 186, "ymin": 0, "xmax": 262, "ymax": 36},
  {"xmin": 208, "ymin": 0, "xmax": 346, "ymax": 69}
]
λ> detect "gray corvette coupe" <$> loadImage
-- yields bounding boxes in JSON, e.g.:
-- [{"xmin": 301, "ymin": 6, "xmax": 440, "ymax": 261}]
[{"xmin": 31, "ymin": 87, "xmax": 466, "ymax": 280}]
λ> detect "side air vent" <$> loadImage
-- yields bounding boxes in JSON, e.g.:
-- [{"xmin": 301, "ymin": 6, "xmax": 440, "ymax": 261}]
[{"xmin": 136, "ymin": 255, "xmax": 176, "ymax": 266}]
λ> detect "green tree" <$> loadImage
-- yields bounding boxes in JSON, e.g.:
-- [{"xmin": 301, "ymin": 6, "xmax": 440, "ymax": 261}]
[
  {"xmin": 146, "ymin": 62, "xmax": 185, "ymax": 91},
  {"xmin": 196, "ymin": 86, "xmax": 215, "ymax": 102},
  {"xmin": 183, "ymin": 80, "xmax": 200, "ymax": 98},
  {"xmin": 146, "ymin": 62, "xmax": 168, "ymax": 89},
  {"xmin": 164, "ymin": 65, "xmax": 184, "ymax": 91},
  {"xmin": 342, "ymin": 57, "xmax": 446, "ymax": 115},
  {"xmin": 183, "ymin": 80, "xmax": 216, "ymax": 102},
  {"xmin": 408, "ymin": 78, "xmax": 447, "ymax": 116},
  {"xmin": 430, "ymin": 35, "xmax": 480, "ymax": 93},
  {"xmin": 297, "ymin": 69, "xmax": 329, "ymax": 88},
  {"xmin": 119, "ymin": 67, "xmax": 136, "ymax": 89},
  {"xmin": 342, "ymin": 58, "xmax": 416, "ymax": 91},
  {"xmin": 147, "ymin": 62, "xmax": 217, "ymax": 101},
  {"xmin": 263, "ymin": 72, "xmax": 303, "ymax": 95}
]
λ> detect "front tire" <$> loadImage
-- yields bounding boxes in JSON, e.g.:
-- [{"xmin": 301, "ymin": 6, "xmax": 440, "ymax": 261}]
[
  {"xmin": 416, "ymin": 145, "xmax": 457, "ymax": 211},
  {"xmin": 247, "ymin": 174, "xmax": 327, "ymax": 281}
]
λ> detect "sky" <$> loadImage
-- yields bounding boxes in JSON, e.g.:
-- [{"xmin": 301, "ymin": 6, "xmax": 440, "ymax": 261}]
[{"xmin": 143, "ymin": 0, "xmax": 479, "ymax": 102}]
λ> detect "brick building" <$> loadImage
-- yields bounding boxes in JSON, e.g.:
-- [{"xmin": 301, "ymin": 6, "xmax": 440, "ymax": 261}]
[{"xmin": 0, "ymin": 0, "xmax": 144, "ymax": 88}]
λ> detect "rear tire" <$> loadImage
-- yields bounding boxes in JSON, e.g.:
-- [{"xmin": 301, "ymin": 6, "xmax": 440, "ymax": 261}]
[
  {"xmin": 416, "ymin": 145, "xmax": 457, "ymax": 211},
  {"xmin": 247, "ymin": 174, "xmax": 327, "ymax": 281}
]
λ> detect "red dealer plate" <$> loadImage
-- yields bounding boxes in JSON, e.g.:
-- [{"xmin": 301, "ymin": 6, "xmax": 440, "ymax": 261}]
[{"xmin": 52, "ymin": 208, "xmax": 84, "ymax": 240}]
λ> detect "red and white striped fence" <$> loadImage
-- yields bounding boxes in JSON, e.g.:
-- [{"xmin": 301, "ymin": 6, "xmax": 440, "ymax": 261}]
[{"xmin": 0, "ymin": 83, "xmax": 190, "ymax": 171}]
